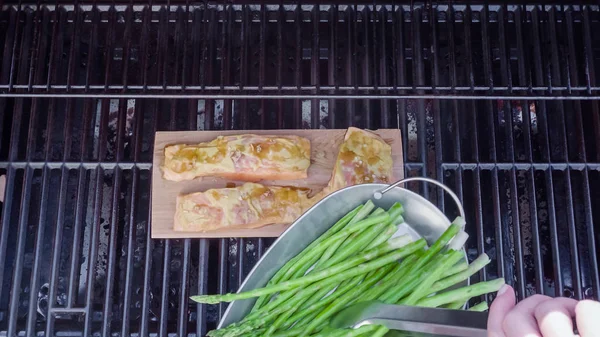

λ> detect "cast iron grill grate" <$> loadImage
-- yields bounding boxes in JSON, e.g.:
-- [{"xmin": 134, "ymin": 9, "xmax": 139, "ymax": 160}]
[{"xmin": 0, "ymin": 2, "xmax": 599, "ymax": 337}]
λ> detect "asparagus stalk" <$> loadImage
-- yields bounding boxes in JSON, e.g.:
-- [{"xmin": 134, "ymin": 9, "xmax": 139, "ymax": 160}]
[
  {"xmin": 191, "ymin": 237, "xmax": 424, "ymax": 304},
  {"xmin": 236, "ymin": 272, "xmax": 367, "ymax": 335},
  {"xmin": 416, "ymin": 278, "xmax": 505, "ymax": 308},
  {"xmin": 264, "ymin": 306, "xmax": 297, "ymax": 337},
  {"xmin": 355, "ymin": 254, "xmax": 418, "ymax": 302},
  {"xmin": 469, "ymin": 302, "xmax": 489, "ymax": 312},
  {"xmin": 314, "ymin": 208, "xmax": 385, "ymax": 269},
  {"xmin": 412, "ymin": 221, "xmax": 462, "ymax": 270},
  {"xmin": 377, "ymin": 221, "xmax": 462, "ymax": 302},
  {"xmin": 252, "ymin": 203, "xmax": 372, "ymax": 311},
  {"xmin": 365, "ymin": 204, "xmax": 405, "ymax": 252},
  {"xmin": 288, "ymin": 269, "xmax": 381, "ymax": 329},
  {"xmin": 440, "ymin": 259, "xmax": 469, "ymax": 278},
  {"xmin": 245, "ymin": 288, "xmax": 299, "ymax": 321},
  {"xmin": 298, "ymin": 282, "xmax": 339, "ymax": 310},
  {"xmin": 318, "ymin": 222, "xmax": 388, "ymax": 271},
  {"xmin": 271, "ymin": 323, "xmax": 326, "ymax": 337},
  {"xmin": 290, "ymin": 237, "xmax": 345, "ymax": 279},
  {"xmin": 371, "ymin": 325, "xmax": 391, "ymax": 337},
  {"xmin": 282, "ymin": 275, "xmax": 365, "ymax": 329},
  {"xmin": 444, "ymin": 300, "xmax": 466, "ymax": 309},
  {"xmin": 426, "ymin": 253, "xmax": 491, "ymax": 296},
  {"xmin": 279, "ymin": 213, "xmax": 390, "ymax": 281},
  {"xmin": 300, "ymin": 264, "xmax": 397, "ymax": 336},
  {"xmin": 312, "ymin": 325, "xmax": 380, "ymax": 337},
  {"xmin": 365, "ymin": 223, "xmax": 397, "ymax": 250},
  {"xmin": 378, "ymin": 247, "xmax": 449, "ymax": 303},
  {"xmin": 315, "ymin": 207, "xmax": 387, "ymax": 268},
  {"xmin": 400, "ymin": 250, "xmax": 465, "ymax": 305},
  {"xmin": 213, "ymin": 276, "xmax": 341, "ymax": 337},
  {"xmin": 318, "ymin": 204, "xmax": 403, "ymax": 271}
]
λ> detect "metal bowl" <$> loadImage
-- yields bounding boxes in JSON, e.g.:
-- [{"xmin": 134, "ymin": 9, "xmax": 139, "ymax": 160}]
[{"xmin": 218, "ymin": 177, "xmax": 466, "ymax": 328}]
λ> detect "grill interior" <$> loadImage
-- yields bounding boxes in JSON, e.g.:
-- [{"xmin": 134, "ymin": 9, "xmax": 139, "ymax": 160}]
[{"xmin": 0, "ymin": 2, "xmax": 599, "ymax": 337}]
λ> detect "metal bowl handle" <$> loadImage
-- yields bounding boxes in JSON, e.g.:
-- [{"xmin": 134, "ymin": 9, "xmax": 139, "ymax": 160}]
[{"xmin": 374, "ymin": 177, "xmax": 465, "ymax": 220}]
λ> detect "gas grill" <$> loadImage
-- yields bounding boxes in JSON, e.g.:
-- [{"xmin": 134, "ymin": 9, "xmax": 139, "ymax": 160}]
[{"xmin": 0, "ymin": 2, "xmax": 599, "ymax": 337}]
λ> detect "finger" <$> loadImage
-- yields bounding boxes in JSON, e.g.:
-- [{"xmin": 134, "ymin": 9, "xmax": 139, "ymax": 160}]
[
  {"xmin": 488, "ymin": 284, "xmax": 515, "ymax": 337},
  {"xmin": 534, "ymin": 297, "xmax": 578, "ymax": 337},
  {"xmin": 575, "ymin": 300, "xmax": 600, "ymax": 337},
  {"xmin": 502, "ymin": 294, "xmax": 552, "ymax": 337}
]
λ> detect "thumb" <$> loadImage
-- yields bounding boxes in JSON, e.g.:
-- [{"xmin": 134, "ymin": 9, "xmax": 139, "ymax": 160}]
[{"xmin": 487, "ymin": 284, "xmax": 516, "ymax": 337}]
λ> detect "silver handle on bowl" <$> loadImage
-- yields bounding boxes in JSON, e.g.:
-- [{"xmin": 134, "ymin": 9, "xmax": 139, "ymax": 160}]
[{"xmin": 375, "ymin": 177, "xmax": 465, "ymax": 220}]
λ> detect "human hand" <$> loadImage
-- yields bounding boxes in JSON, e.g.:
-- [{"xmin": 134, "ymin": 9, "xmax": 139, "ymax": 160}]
[{"xmin": 487, "ymin": 284, "xmax": 600, "ymax": 337}]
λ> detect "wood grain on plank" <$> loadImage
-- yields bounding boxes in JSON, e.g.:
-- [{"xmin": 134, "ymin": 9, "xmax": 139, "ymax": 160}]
[{"xmin": 151, "ymin": 129, "xmax": 403, "ymax": 238}]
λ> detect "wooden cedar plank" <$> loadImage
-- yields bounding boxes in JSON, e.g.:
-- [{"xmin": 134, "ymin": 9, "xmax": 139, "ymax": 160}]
[{"xmin": 151, "ymin": 129, "xmax": 403, "ymax": 238}]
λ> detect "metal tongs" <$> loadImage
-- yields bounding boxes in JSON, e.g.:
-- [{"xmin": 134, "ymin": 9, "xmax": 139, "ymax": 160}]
[{"xmin": 330, "ymin": 301, "xmax": 488, "ymax": 337}]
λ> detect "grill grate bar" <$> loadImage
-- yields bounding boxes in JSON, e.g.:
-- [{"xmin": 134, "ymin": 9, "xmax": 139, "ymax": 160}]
[
  {"xmin": 101, "ymin": 103, "xmax": 125, "ymax": 337},
  {"xmin": 121, "ymin": 167, "xmax": 137, "ymax": 337},
  {"xmin": 140, "ymin": 99, "xmax": 157, "ymax": 337},
  {"xmin": 42, "ymin": 95, "xmax": 60, "ymax": 335},
  {"xmin": 2, "ymin": 4, "xmax": 600, "ymax": 98},
  {"xmin": 197, "ymin": 239, "xmax": 209, "ymax": 337},
  {"xmin": 7, "ymin": 167, "xmax": 32, "ymax": 337},
  {"xmin": 217, "ymin": 238, "xmax": 227, "ymax": 319}
]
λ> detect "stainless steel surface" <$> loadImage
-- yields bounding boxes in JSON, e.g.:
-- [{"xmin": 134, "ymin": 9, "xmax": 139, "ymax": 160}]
[
  {"xmin": 376, "ymin": 177, "xmax": 466, "ymax": 221},
  {"xmin": 217, "ymin": 181, "xmax": 466, "ymax": 328},
  {"xmin": 330, "ymin": 301, "xmax": 488, "ymax": 337}
]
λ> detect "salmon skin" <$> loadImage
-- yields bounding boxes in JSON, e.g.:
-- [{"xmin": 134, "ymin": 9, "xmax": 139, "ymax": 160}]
[
  {"xmin": 162, "ymin": 134, "xmax": 311, "ymax": 182},
  {"xmin": 174, "ymin": 128, "xmax": 394, "ymax": 232},
  {"xmin": 174, "ymin": 183, "xmax": 311, "ymax": 232}
]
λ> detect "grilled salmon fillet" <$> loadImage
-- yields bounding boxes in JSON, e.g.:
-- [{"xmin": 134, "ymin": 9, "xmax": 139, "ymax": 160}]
[
  {"xmin": 174, "ymin": 183, "xmax": 311, "ymax": 231},
  {"xmin": 162, "ymin": 135, "xmax": 311, "ymax": 182},
  {"xmin": 174, "ymin": 128, "xmax": 393, "ymax": 232},
  {"xmin": 314, "ymin": 127, "xmax": 393, "ymax": 200}
]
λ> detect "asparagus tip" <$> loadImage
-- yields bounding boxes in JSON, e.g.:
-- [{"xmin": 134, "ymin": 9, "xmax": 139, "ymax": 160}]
[{"xmin": 190, "ymin": 295, "xmax": 220, "ymax": 304}]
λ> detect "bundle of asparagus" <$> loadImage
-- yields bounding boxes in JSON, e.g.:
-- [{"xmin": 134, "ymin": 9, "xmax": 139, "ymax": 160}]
[{"xmin": 191, "ymin": 201, "xmax": 504, "ymax": 337}]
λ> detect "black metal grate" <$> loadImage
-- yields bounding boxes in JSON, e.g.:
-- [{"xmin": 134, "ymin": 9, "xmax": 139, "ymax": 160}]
[
  {"xmin": 0, "ymin": 2, "xmax": 599, "ymax": 337},
  {"xmin": 1, "ymin": 3, "xmax": 600, "ymax": 100}
]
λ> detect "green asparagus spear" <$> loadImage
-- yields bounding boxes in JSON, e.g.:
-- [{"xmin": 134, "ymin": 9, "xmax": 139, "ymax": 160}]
[
  {"xmin": 300, "ymin": 264, "xmax": 396, "ymax": 336},
  {"xmin": 214, "ymin": 276, "xmax": 341, "ymax": 337},
  {"xmin": 253, "ymin": 203, "xmax": 371, "ymax": 311},
  {"xmin": 400, "ymin": 250, "xmax": 465, "ymax": 305},
  {"xmin": 245, "ymin": 288, "xmax": 299, "ymax": 321},
  {"xmin": 287, "ymin": 269, "xmax": 381, "ymax": 330},
  {"xmin": 364, "ymin": 203, "xmax": 405, "ymax": 252},
  {"xmin": 191, "ymin": 237, "xmax": 424, "ymax": 304},
  {"xmin": 279, "ymin": 213, "xmax": 390, "ymax": 281},
  {"xmin": 469, "ymin": 302, "xmax": 489, "ymax": 312},
  {"xmin": 416, "ymin": 278, "xmax": 505, "ymax": 308},
  {"xmin": 378, "ymin": 249, "xmax": 450, "ymax": 303},
  {"xmin": 365, "ymin": 223, "xmax": 397, "ymax": 250},
  {"xmin": 314, "ymin": 325, "xmax": 380, "ymax": 337},
  {"xmin": 318, "ymin": 222, "xmax": 388, "ymax": 271},
  {"xmin": 317, "ymin": 204, "xmax": 403, "ymax": 271},
  {"xmin": 264, "ymin": 306, "xmax": 298, "ymax": 337},
  {"xmin": 425, "ymin": 253, "xmax": 491, "ymax": 296},
  {"xmin": 377, "ymin": 221, "xmax": 463, "ymax": 302},
  {"xmin": 313, "ymin": 207, "xmax": 385, "ymax": 270},
  {"xmin": 444, "ymin": 300, "xmax": 466, "ymax": 309},
  {"xmin": 355, "ymin": 254, "xmax": 418, "ymax": 302},
  {"xmin": 282, "ymin": 275, "xmax": 365, "ymax": 329},
  {"xmin": 440, "ymin": 259, "xmax": 469, "ymax": 278},
  {"xmin": 271, "ymin": 323, "xmax": 326, "ymax": 337}
]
